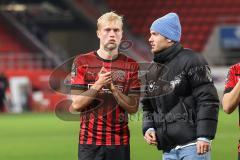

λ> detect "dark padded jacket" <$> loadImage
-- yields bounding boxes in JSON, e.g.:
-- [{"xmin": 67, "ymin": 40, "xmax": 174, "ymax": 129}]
[{"xmin": 142, "ymin": 43, "xmax": 219, "ymax": 151}]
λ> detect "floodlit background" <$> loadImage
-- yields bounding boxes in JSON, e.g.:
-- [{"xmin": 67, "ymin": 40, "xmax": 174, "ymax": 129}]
[{"xmin": 0, "ymin": 0, "xmax": 239, "ymax": 159}]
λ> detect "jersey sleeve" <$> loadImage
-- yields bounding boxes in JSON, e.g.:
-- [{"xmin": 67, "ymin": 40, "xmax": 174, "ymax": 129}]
[
  {"xmin": 128, "ymin": 62, "xmax": 141, "ymax": 94},
  {"xmin": 224, "ymin": 66, "xmax": 237, "ymax": 94},
  {"xmin": 70, "ymin": 58, "xmax": 88, "ymax": 90}
]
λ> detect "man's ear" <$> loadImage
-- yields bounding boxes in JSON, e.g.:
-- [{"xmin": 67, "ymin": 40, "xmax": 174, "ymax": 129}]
[
  {"xmin": 167, "ymin": 39, "xmax": 172, "ymax": 43},
  {"xmin": 96, "ymin": 30, "xmax": 100, "ymax": 38}
]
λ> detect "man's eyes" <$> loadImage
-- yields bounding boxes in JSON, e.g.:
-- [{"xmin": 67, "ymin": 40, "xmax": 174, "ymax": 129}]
[
  {"xmin": 104, "ymin": 29, "xmax": 120, "ymax": 32},
  {"xmin": 152, "ymin": 33, "xmax": 158, "ymax": 36},
  {"xmin": 113, "ymin": 29, "xmax": 120, "ymax": 32}
]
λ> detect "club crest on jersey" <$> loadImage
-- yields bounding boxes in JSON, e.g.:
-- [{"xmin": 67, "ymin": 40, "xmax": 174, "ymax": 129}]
[{"xmin": 112, "ymin": 70, "xmax": 126, "ymax": 82}]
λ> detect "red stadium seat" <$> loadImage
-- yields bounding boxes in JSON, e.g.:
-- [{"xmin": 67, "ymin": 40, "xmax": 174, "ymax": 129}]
[{"xmin": 106, "ymin": 0, "xmax": 240, "ymax": 52}]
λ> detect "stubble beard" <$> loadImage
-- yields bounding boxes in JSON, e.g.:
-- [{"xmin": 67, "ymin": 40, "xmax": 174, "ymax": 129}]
[{"xmin": 104, "ymin": 42, "xmax": 118, "ymax": 52}]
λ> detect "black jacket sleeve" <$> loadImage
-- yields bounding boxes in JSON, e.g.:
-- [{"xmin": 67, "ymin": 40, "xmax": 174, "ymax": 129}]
[
  {"xmin": 142, "ymin": 97, "xmax": 155, "ymax": 135},
  {"xmin": 186, "ymin": 54, "xmax": 219, "ymax": 140}
]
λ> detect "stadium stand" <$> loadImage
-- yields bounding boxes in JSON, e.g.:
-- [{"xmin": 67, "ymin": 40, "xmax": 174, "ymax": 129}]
[
  {"xmin": 0, "ymin": 1, "xmax": 70, "ymax": 112},
  {"xmin": 0, "ymin": 19, "xmax": 30, "ymax": 53},
  {"xmin": 106, "ymin": 0, "xmax": 240, "ymax": 52},
  {"xmin": 1, "ymin": 0, "xmax": 240, "ymax": 113}
]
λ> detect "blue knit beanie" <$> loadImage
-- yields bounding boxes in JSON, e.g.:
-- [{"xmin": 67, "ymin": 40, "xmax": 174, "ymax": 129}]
[{"xmin": 150, "ymin": 13, "xmax": 181, "ymax": 42}]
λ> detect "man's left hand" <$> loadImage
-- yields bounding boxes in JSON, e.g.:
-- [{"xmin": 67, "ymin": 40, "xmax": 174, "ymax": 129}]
[{"xmin": 197, "ymin": 140, "xmax": 210, "ymax": 155}]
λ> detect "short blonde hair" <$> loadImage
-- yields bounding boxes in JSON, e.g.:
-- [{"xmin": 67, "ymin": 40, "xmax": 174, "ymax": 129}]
[{"xmin": 97, "ymin": 11, "xmax": 123, "ymax": 30}]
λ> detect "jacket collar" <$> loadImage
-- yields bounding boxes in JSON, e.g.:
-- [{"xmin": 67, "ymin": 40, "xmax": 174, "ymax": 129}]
[{"xmin": 153, "ymin": 42, "xmax": 183, "ymax": 63}]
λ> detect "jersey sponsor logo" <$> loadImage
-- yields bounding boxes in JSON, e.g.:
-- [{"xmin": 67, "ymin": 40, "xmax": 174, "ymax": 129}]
[{"xmin": 88, "ymin": 84, "xmax": 124, "ymax": 93}]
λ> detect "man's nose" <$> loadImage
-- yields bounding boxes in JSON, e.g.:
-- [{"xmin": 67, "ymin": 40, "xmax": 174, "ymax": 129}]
[
  {"xmin": 149, "ymin": 36, "xmax": 152, "ymax": 42},
  {"xmin": 109, "ymin": 30, "xmax": 115, "ymax": 37}
]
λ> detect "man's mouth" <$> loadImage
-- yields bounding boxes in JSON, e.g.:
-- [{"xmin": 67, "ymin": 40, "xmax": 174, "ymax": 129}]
[{"xmin": 109, "ymin": 39, "xmax": 116, "ymax": 43}]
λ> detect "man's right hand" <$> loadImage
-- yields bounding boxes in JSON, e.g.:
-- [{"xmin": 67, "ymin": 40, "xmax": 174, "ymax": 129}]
[
  {"xmin": 93, "ymin": 67, "xmax": 112, "ymax": 90},
  {"xmin": 144, "ymin": 130, "xmax": 157, "ymax": 146}
]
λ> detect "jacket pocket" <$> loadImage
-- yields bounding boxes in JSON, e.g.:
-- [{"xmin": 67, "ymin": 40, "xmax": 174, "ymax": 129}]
[
  {"xmin": 166, "ymin": 121, "xmax": 197, "ymax": 145},
  {"xmin": 181, "ymin": 97, "xmax": 197, "ymax": 125},
  {"xmin": 155, "ymin": 127, "xmax": 176, "ymax": 150}
]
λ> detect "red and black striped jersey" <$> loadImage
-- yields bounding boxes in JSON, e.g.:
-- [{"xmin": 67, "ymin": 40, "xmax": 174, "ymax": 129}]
[
  {"xmin": 71, "ymin": 51, "xmax": 140, "ymax": 145},
  {"xmin": 224, "ymin": 63, "xmax": 240, "ymax": 127}
]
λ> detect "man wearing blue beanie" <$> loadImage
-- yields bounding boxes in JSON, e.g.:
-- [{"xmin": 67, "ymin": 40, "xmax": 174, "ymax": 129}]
[
  {"xmin": 142, "ymin": 13, "xmax": 219, "ymax": 160},
  {"xmin": 150, "ymin": 12, "xmax": 181, "ymax": 42}
]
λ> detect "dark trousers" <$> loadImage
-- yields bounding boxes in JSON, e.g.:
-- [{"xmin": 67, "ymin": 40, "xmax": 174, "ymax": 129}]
[{"xmin": 78, "ymin": 144, "xmax": 130, "ymax": 160}]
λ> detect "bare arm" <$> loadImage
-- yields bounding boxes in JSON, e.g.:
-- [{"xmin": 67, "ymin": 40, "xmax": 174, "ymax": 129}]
[
  {"xmin": 71, "ymin": 68, "xmax": 111, "ymax": 111},
  {"xmin": 71, "ymin": 84, "xmax": 101, "ymax": 111},
  {"xmin": 110, "ymin": 83, "xmax": 139, "ymax": 114},
  {"xmin": 222, "ymin": 80, "xmax": 240, "ymax": 114}
]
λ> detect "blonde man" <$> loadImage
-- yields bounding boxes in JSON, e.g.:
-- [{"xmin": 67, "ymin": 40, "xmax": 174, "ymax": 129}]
[{"xmin": 70, "ymin": 12, "xmax": 140, "ymax": 160}]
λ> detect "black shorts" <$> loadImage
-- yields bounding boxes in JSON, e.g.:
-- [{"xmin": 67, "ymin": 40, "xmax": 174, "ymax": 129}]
[{"xmin": 78, "ymin": 144, "xmax": 130, "ymax": 160}]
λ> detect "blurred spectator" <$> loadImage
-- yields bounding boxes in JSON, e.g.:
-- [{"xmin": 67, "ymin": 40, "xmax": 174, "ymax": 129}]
[
  {"xmin": 0, "ymin": 73, "xmax": 9, "ymax": 113},
  {"xmin": 19, "ymin": 84, "xmax": 31, "ymax": 111}
]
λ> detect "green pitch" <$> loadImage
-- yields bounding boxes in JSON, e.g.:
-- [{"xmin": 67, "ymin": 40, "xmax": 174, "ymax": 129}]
[{"xmin": 0, "ymin": 110, "xmax": 238, "ymax": 160}]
